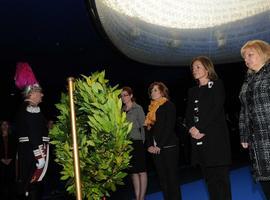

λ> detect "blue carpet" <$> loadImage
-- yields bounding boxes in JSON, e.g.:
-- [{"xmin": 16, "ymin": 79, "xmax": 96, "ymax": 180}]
[{"xmin": 145, "ymin": 166, "xmax": 266, "ymax": 200}]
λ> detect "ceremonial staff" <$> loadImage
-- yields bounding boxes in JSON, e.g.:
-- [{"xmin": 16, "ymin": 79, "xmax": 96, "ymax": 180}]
[{"xmin": 68, "ymin": 77, "xmax": 82, "ymax": 200}]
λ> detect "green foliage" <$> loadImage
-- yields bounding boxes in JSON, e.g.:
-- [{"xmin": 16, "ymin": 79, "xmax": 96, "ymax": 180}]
[{"xmin": 50, "ymin": 71, "xmax": 133, "ymax": 199}]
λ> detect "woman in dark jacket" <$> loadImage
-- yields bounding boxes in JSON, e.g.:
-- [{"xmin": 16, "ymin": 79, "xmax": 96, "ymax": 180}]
[
  {"xmin": 0, "ymin": 120, "xmax": 17, "ymax": 200},
  {"xmin": 145, "ymin": 82, "xmax": 181, "ymax": 200},
  {"xmin": 185, "ymin": 56, "xmax": 231, "ymax": 200},
  {"xmin": 239, "ymin": 40, "xmax": 270, "ymax": 199}
]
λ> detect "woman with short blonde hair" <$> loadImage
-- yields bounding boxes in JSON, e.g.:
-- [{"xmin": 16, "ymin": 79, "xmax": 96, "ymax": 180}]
[{"xmin": 239, "ymin": 39, "xmax": 270, "ymax": 199}]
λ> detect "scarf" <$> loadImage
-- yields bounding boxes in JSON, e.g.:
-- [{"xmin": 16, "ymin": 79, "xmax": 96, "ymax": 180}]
[{"xmin": 144, "ymin": 97, "xmax": 167, "ymax": 130}]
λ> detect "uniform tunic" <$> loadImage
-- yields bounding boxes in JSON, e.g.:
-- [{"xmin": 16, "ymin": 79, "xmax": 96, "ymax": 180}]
[{"xmin": 15, "ymin": 102, "xmax": 49, "ymax": 195}]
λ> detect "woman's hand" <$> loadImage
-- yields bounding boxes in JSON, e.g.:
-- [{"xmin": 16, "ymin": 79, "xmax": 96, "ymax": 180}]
[
  {"xmin": 193, "ymin": 132, "xmax": 205, "ymax": 140},
  {"xmin": 1, "ymin": 158, "xmax": 12, "ymax": 165},
  {"xmin": 147, "ymin": 146, "xmax": 160, "ymax": 154},
  {"xmin": 147, "ymin": 146, "xmax": 155, "ymax": 153},
  {"xmin": 189, "ymin": 126, "xmax": 205, "ymax": 139},
  {"xmin": 241, "ymin": 142, "xmax": 249, "ymax": 149},
  {"xmin": 189, "ymin": 126, "xmax": 199, "ymax": 135}
]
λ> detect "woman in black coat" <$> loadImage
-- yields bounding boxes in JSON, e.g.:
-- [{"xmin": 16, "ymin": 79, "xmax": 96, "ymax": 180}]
[
  {"xmin": 0, "ymin": 120, "xmax": 17, "ymax": 200},
  {"xmin": 185, "ymin": 56, "xmax": 231, "ymax": 200},
  {"xmin": 145, "ymin": 82, "xmax": 181, "ymax": 200}
]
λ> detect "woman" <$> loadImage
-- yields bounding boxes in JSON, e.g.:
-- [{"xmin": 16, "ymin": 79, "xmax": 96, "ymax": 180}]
[
  {"xmin": 239, "ymin": 40, "xmax": 270, "ymax": 199},
  {"xmin": 185, "ymin": 56, "xmax": 231, "ymax": 200},
  {"xmin": 121, "ymin": 87, "xmax": 147, "ymax": 200},
  {"xmin": 14, "ymin": 62, "xmax": 50, "ymax": 199},
  {"xmin": 0, "ymin": 120, "xmax": 17, "ymax": 200},
  {"xmin": 145, "ymin": 82, "xmax": 181, "ymax": 200}
]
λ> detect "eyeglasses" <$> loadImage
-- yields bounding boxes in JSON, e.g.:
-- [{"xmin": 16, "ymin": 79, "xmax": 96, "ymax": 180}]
[{"xmin": 120, "ymin": 94, "xmax": 130, "ymax": 97}]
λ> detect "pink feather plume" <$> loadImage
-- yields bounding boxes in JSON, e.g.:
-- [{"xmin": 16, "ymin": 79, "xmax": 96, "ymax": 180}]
[{"xmin": 14, "ymin": 62, "xmax": 38, "ymax": 90}]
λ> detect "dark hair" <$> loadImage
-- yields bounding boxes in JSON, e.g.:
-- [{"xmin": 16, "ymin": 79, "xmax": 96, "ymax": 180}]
[
  {"xmin": 0, "ymin": 120, "xmax": 9, "ymax": 127},
  {"xmin": 0, "ymin": 120, "xmax": 10, "ymax": 136},
  {"xmin": 121, "ymin": 86, "xmax": 135, "ymax": 102},
  {"xmin": 190, "ymin": 56, "xmax": 218, "ymax": 81},
  {"xmin": 148, "ymin": 82, "xmax": 169, "ymax": 99}
]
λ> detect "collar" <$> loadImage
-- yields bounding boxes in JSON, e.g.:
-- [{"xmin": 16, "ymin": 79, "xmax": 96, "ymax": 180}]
[{"xmin": 26, "ymin": 105, "xmax": 40, "ymax": 113}]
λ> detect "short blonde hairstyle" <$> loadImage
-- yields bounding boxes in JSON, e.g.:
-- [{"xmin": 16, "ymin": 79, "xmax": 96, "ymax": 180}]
[{"xmin": 241, "ymin": 40, "xmax": 270, "ymax": 63}]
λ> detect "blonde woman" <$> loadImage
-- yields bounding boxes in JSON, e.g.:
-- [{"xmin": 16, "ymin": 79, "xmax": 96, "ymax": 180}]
[{"xmin": 239, "ymin": 40, "xmax": 270, "ymax": 199}]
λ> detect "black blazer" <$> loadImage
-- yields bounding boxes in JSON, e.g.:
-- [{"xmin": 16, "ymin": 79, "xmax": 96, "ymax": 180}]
[
  {"xmin": 0, "ymin": 133, "xmax": 17, "ymax": 160},
  {"xmin": 185, "ymin": 79, "xmax": 231, "ymax": 166},
  {"xmin": 146, "ymin": 101, "xmax": 179, "ymax": 149}
]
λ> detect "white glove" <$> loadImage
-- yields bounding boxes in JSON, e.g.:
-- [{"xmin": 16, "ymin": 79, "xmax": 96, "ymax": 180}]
[{"xmin": 36, "ymin": 157, "xmax": 45, "ymax": 169}]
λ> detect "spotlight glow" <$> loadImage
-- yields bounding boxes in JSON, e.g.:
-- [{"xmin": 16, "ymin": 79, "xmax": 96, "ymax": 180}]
[
  {"xmin": 101, "ymin": 0, "xmax": 270, "ymax": 29},
  {"xmin": 89, "ymin": 0, "xmax": 270, "ymax": 65}
]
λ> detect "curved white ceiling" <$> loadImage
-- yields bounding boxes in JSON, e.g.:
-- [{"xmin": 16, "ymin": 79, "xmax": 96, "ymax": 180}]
[{"xmin": 94, "ymin": 0, "xmax": 270, "ymax": 65}]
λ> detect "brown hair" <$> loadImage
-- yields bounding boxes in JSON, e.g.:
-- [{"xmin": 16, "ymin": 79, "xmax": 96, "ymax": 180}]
[
  {"xmin": 148, "ymin": 82, "xmax": 169, "ymax": 99},
  {"xmin": 241, "ymin": 40, "xmax": 270, "ymax": 64},
  {"xmin": 121, "ymin": 86, "xmax": 135, "ymax": 102},
  {"xmin": 190, "ymin": 56, "xmax": 218, "ymax": 81},
  {"xmin": 0, "ymin": 120, "xmax": 10, "ymax": 136}
]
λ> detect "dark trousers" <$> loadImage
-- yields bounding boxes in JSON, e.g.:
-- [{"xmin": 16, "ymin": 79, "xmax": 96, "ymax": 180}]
[
  {"xmin": 201, "ymin": 166, "xmax": 231, "ymax": 200},
  {"xmin": 260, "ymin": 181, "xmax": 270, "ymax": 200},
  {"xmin": 153, "ymin": 146, "xmax": 181, "ymax": 200},
  {"xmin": 17, "ymin": 183, "xmax": 42, "ymax": 200},
  {"xmin": 0, "ymin": 162, "xmax": 16, "ymax": 200}
]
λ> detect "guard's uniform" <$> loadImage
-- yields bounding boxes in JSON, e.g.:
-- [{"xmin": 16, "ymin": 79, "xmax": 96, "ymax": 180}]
[{"xmin": 15, "ymin": 101, "xmax": 49, "ymax": 198}]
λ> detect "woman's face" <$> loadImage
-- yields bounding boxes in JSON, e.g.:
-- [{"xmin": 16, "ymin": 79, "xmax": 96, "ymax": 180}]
[
  {"xmin": 120, "ymin": 90, "xmax": 132, "ymax": 105},
  {"xmin": 192, "ymin": 60, "xmax": 208, "ymax": 80},
  {"xmin": 1, "ymin": 121, "xmax": 9, "ymax": 133},
  {"xmin": 151, "ymin": 85, "xmax": 163, "ymax": 100},
  {"xmin": 243, "ymin": 47, "xmax": 265, "ymax": 71}
]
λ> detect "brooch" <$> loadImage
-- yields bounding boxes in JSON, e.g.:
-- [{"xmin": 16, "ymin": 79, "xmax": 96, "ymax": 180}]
[{"xmin": 208, "ymin": 81, "xmax": 214, "ymax": 88}]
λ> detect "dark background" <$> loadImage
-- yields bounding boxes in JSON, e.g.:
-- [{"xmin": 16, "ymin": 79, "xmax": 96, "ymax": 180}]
[
  {"xmin": 0, "ymin": 1, "xmax": 250, "ymax": 198},
  {"xmin": 0, "ymin": 0, "xmax": 248, "ymax": 159},
  {"xmin": 0, "ymin": 0, "xmax": 247, "ymax": 120}
]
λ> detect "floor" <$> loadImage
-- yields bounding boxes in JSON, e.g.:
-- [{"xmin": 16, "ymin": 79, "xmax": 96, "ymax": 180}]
[{"xmin": 42, "ymin": 150, "xmax": 266, "ymax": 200}]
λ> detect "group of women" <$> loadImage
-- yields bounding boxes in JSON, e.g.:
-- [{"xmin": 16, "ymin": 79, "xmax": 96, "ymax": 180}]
[{"xmin": 121, "ymin": 39, "xmax": 270, "ymax": 200}]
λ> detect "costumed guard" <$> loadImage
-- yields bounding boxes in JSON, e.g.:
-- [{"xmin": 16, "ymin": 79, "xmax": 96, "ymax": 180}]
[{"xmin": 14, "ymin": 62, "xmax": 50, "ymax": 199}]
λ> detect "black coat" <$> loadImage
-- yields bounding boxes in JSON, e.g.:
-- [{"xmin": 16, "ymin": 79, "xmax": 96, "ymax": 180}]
[
  {"xmin": 0, "ymin": 132, "xmax": 17, "ymax": 160},
  {"xmin": 185, "ymin": 79, "xmax": 231, "ymax": 167},
  {"xmin": 239, "ymin": 63, "xmax": 270, "ymax": 181},
  {"xmin": 146, "ymin": 101, "xmax": 179, "ymax": 148},
  {"xmin": 0, "ymin": 132, "xmax": 17, "ymax": 184}
]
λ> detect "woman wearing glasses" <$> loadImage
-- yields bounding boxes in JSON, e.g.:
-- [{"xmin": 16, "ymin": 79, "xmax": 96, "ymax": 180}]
[{"xmin": 121, "ymin": 87, "xmax": 147, "ymax": 200}]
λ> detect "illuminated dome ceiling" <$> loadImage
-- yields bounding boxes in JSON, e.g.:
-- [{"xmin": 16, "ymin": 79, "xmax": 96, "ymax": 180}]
[{"xmin": 86, "ymin": 0, "xmax": 270, "ymax": 65}]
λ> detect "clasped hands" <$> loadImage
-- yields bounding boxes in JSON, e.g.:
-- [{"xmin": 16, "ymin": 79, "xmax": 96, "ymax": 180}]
[
  {"xmin": 148, "ymin": 146, "xmax": 161, "ymax": 154},
  {"xmin": 189, "ymin": 126, "xmax": 205, "ymax": 140},
  {"xmin": 1, "ymin": 158, "xmax": 12, "ymax": 165}
]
